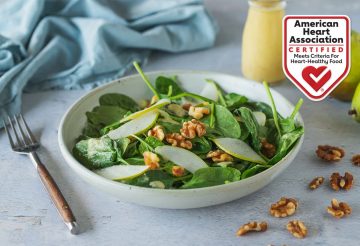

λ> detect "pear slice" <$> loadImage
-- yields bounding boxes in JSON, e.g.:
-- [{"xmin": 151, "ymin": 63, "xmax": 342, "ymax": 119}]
[
  {"xmin": 107, "ymin": 110, "xmax": 158, "ymax": 139},
  {"xmin": 200, "ymin": 81, "xmax": 218, "ymax": 101},
  {"xmin": 120, "ymin": 98, "xmax": 170, "ymax": 123},
  {"xmin": 95, "ymin": 165, "xmax": 149, "ymax": 181},
  {"xmin": 155, "ymin": 146, "xmax": 207, "ymax": 173},
  {"xmin": 212, "ymin": 138, "xmax": 266, "ymax": 164},
  {"xmin": 253, "ymin": 111, "xmax": 266, "ymax": 126}
]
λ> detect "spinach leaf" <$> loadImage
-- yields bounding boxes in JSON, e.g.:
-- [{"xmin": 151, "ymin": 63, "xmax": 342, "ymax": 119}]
[
  {"xmin": 155, "ymin": 76, "xmax": 184, "ymax": 96},
  {"xmin": 268, "ymin": 127, "xmax": 304, "ymax": 165},
  {"xmin": 241, "ymin": 164, "xmax": 269, "ymax": 179},
  {"xmin": 83, "ymin": 123, "xmax": 101, "ymax": 138},
  {"xmin": 263, "ymin": 81, "xmax": 281, "ymax": 136},
  {"xmin": 126, "ymin": 170, "xmax": 175, "ymax": 188},
  {"xmin": 73, "ymin": 136, "xmax": 117, "ymax": 170},
  {"xmin": 99, "ymin": 93, "xmax": 139, "ymax": 112},
  {"xmin": 239, "ymin": 122, "xmax": 250, "ymax": 141},
  {"xmin": 244, "ymin": 102, "xmax": 274, "ymax": 119},
  {"xmin": 138, "ymin": 136, "xmax": 164, "ymax": 154},
  {"xmin": 86, "ymin": 106, "xmax": 128, "ymax": 129},
  {"xmin": 191, "ymin": 137, "xmax": 212, "ymax": 154},
  {"xmin": 159, "ymin": 121, "xmax": 182, "ymax": 133},
  {"xmin": 214, "ymin": 105, "xmax": 241, "ymax": 138},
  {"xmin": 224, "ymin": 93, "xmax": 248, "ymax": 111},
  {"xmin": 114, "ymin": 138, "xmax": 131, "ymax": 164},
  {"xmin": 181, "ymin": 167, "xmax": 241, "ymax": 189},
  {"xmin": 124, "ymin": 157, "xmax": 145, "ymax": 165},
  {"xmin": 239, "ymin": 107, "xmax": 261, "ymax": 152},
  {"xmin": 279, "ymin": 118, "xmax": 296, "ymax": 134}
]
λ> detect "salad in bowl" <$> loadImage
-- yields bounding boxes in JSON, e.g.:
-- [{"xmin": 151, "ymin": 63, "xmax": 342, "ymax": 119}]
[{"xmin": 72, "ymin": 62, "xmax": 304, "ymax": 190}]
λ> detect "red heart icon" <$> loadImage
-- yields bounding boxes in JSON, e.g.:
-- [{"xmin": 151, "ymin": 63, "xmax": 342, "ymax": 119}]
[{"xmin": 301, "ymin": 66, "xmax": 331, "ymax": 92}]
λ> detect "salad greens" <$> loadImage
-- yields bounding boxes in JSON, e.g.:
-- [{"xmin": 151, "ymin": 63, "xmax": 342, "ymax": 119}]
[{"xmin": 73, "ymin": 62, "xmax": 304, "ymax": 189}]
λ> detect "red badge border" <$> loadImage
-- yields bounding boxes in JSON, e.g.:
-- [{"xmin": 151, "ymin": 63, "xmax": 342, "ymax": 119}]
[{"xmin": 283, "ymin": 15, "xmax": 351, "ymax": 101}]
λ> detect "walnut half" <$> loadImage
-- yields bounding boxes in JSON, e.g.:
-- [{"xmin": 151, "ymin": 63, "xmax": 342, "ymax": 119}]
[
  {"xmin": 236, "ymin": 221, "xmax": 268, "ymax": 236},
  {"xmin": 330, "ymin": 172, "xmax": 354, "ymax": 191},
  {"xmin": 327, "ymin": 198, "xmax": 351, "ymax": 218},
  {"xmin": 352, "ymin": 154, "xmax": 360, "ymax": 166},
  {"xmin": 309, "ymin": 176, "xmax": 324, "ymax": 190},
  {"xmin": 270, "ymin": 197, "xmax": 298, "ymax": 218},
  {"xmin": 180, "ymin": 119, "xmax": 206, "ymax": 139},
  {"xmin": 287, "ymin": 220, "xmax": 307, "ymax": 239},
  {"xmin": 316, "ymin": 145, "xmax": 345, "ymax": 162},
  {"xmin": 206, "ymin": 150, "xmax": 233, "ymax": 162},
  {"xmin": 165, "ymin": 133, "xmax": 192, "ymax": 149}
]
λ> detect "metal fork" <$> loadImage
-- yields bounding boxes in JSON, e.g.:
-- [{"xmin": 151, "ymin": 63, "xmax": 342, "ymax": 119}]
[{"xmin": 3, "ymin": 114, "xmax": 79, "ymax": 234}]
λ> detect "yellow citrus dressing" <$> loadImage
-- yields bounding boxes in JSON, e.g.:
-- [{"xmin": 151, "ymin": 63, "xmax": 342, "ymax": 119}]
[{"xmin": 242, "ymin": 0, "xmax": 285, "ymax": 83}]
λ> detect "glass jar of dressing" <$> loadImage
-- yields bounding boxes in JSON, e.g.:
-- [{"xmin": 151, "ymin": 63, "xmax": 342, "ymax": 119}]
[{"xmin": 242, "ymin": 0, "xmax": 286, "ymax": 83}]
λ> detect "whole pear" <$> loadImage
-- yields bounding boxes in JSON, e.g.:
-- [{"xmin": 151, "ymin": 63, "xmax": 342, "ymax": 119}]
[
  {"xmin": 331, "ymin": 30, "xmax": 360, "ymax": 101},
  {"xmin": 349, "ymin": 82, "xmax": 360, "ymax": 123}
]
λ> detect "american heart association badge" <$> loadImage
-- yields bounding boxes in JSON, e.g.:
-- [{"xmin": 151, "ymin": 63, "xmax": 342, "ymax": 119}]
[{"xmin": 283, "ymin": 16, "xmax": 350, "ymax": 101}]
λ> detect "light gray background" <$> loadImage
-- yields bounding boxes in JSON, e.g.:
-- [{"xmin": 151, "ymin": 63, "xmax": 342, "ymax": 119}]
[{"xmin": 1, "ymin": 0, "xmax": 360, "ymax": 245}]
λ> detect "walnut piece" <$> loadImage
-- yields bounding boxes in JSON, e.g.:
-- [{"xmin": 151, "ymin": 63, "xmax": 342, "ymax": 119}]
[
  {"xmin": 316, "ymin": 145, "xmax": 345, "ymax": 162},
  {"xmin": 143, "ymin": 151, "xmax": 160, "ymax": 170},
  {"xmin": 352, "ymin": 154, "xmax": 360, "ymax": 166},
  {"xmin": 309, "ymin": 176, "xmax": 324, "ymax": 190},
  {"xmin": 182, "ymin": 103, "xmax": 192, "ymax": 111},
  {"xmin": 270, "ymin": 197, "xmax": 298, "ymax": 218},
  {"xmin": 206, "ymin": 150, "xmax": 233, "ymax": 162},
  {"xmin": 287, "ymin": 220, "xmax": 307, "ymax": 239},
  {"xmin": 261, "ymin": 139, "xmax": 276, "ymax": 158},
  {"xmin": 236, "ymin": 221, "xmax": 268, "ymax": 236},
  {"xmin": 147, "ymin": 125, "xmax": 165, "ymax": 141},
  {"xmin": 188, "ymin": 106, "xmax": 210, "ymax": 120},
  {"xmin": 165, "ymin": 133, "xmax": 192, "ymax": 149},
  {"xmin": 180, "ymin": 119, "xmax": 206, "ymax": 139},
  {"xmin": 327, "ymin": 198, "xmax": 351, "ymax": 218},
  {"xmin": 172, "ymin": 165, "xmax": 185, "ymax": 177},
  {"xmin": 330, "ymin": 172, "xmax": 354, "ymax": 191}
]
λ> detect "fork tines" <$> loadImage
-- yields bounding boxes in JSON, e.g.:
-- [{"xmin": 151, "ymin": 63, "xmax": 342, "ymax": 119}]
[{"xmin": 3, "ymin": 114, "xmax": 38, "ymax": 152}]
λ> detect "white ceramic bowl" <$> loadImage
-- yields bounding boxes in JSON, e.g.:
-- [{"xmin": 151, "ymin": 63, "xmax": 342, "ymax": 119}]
[{"xmin": 58, "ymin": 71, "xmax": 304, "ymax": 209}]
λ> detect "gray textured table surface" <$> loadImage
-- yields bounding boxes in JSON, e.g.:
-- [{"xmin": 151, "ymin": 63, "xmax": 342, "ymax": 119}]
[{"xmin": 1, "ymin": 1, "xmax": 360, "ymax": 245}]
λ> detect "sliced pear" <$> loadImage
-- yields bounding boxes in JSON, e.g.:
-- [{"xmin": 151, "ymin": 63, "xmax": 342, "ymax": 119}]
[
  {"xmin": 107, "ymin": 110, "xmax": 158, "ymax": 139},
  {"xmin": 120, "ymin": 98, "xmax": 170, "ymax": 123},
  {"xmin": 212, "ymin": 138, "xmax": 266, "ymax": 164},
  {"xmin": 253, "ymin": 111, "xmax": 266, "ymax": 126},
  {"xmin": 155, "ymin": 146, "xmax": 207, "ymax": 173},
  {"xmin": 200, "ymin": 81, "xmax": 218, "ymax": 101},
  {"xmin": 95, "ymin": 165, "xmax": 149, "ymax": 181}
]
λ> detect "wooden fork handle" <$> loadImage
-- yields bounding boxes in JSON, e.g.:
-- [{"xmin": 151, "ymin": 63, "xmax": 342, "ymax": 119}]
[{"xmin": 30, "ymin": 152, "xmax": 79, "ymax": 234}]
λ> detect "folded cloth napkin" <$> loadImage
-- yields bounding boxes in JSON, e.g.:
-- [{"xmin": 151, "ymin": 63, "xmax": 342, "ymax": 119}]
[{"xmin": 0, "ymin": 0, "xmax": 217, "ymax": 123}]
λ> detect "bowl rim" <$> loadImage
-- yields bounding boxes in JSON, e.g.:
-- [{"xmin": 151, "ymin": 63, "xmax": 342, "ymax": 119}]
[{"xmin": 58, "ymin": 70, "xmax": 304, "ymax": 194}]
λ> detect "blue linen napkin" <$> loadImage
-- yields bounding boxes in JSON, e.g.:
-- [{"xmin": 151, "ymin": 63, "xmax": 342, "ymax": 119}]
[{"xmin": 0, "ymin": 0, "xmax": 217, "ymax": 122}]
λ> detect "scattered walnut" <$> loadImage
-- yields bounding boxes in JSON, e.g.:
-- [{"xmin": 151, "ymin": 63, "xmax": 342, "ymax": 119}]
[
  {"xmin": 352, "ymin": 154, "xmax": 360, "ymax": 166},
  {"xmin": 182, "ymin": 103, "xmax": 192, "ymax": 111},
  {"xmin": 270, "ymin": 197, "xmax": 298, "ymax": 218},
  {"xmin": 150, "ymin": 95, "xmax": 159, "ymax": 105},
  {"xmin": 147, "ymin": 125, "xmax": 165, "ymax": 141},
  {"xmin": 316, "ymin": 145, "xmax": 345, "ymax": 162},
  {"xmin": 309, "ymin": 176, "xmax": 324, "ymax": 190},
  {"xmin": 206, "ymin": 150, "xmax": 233, "ymax": 162},
  {"xmin": 172, "ymin": 165, "xmax": 185, "ymax": 177},
  {"xmin": 261, "ymin": 139, "xmax": 276, "ymax": 158},
  {"xmin": 188, "ymin": 106, "xmax": 210, "ymax": 120},
  {"xmin": 143, "ymin": 151, "xmax": 160, "ymax": 170},
  {"xmin": 330, "ymin": 172, "xmax": 354, "ymax": 191},
  {"xmin": 165, "ymin": 133, "xmax": 192, "ymax": 149},
  {"xmin": 180, "ymin": 119, "xmax": 206, "ymax": 139},
  {"xmin": 287, "ymin": 220, "xmax": 307, "ymax": 239},
  {"xmin": 327, "ymin": 198, "xmax": 351, "ymax": 218},
  {"xmin": 236, "ymin": 221, "xmax": 268, "ymax": 236}
]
